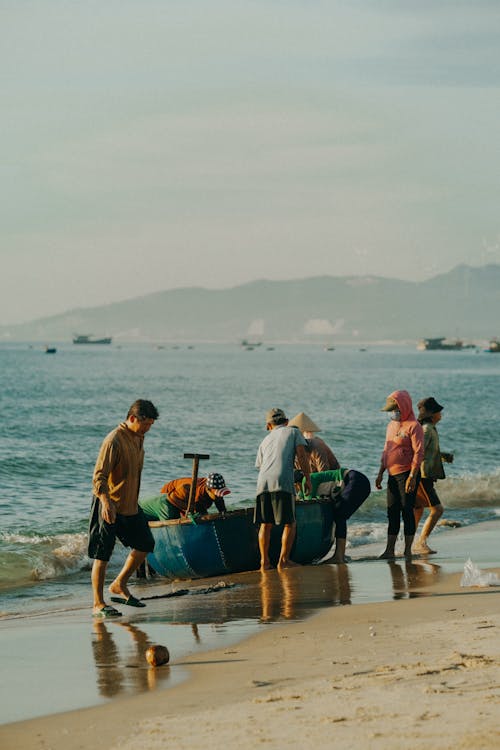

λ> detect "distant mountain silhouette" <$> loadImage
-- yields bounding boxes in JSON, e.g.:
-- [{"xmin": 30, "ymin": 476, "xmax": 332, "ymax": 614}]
[{"xmin": 2, "ymin": 264, "xmax": 499, "ymax": 344}]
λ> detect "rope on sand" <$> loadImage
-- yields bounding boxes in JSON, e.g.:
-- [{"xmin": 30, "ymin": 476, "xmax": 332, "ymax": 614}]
[{"xmin": 140, "ymin": 580, "xmax": 234, "ymax": 601}]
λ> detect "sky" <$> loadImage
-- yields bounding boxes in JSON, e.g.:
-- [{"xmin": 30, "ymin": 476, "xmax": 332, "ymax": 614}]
[{"xmin": 1, "ymin": 1, "xmax": 500, "ymax": 325}]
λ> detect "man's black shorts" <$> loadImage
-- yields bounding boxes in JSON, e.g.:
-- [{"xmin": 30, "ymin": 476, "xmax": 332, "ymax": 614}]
[
  {"xmin": 254, "ymin": 491, "xmax": 295, "ymax": 525},
  {"xmin": 87, "ymin": 496, "xmax": 155, "ymax": 562}
]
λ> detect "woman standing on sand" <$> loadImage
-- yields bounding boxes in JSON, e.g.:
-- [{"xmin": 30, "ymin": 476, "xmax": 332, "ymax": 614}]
[
  {"xmin": 413, "ymin": 396, "xmax": 454, "ymax": 555},
  {"xmin": 376, "ymin": 390, "xmax": 424, "ymax": 559}
]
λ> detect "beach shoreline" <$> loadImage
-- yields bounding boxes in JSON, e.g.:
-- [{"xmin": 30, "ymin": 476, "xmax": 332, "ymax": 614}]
[
  {"xmin": 2, "ymin": 521, "xmax": 500, "ymax": 749},
  {"xmin": 2, "ymin": 572, "xmax": 500, "ymax": 750}
]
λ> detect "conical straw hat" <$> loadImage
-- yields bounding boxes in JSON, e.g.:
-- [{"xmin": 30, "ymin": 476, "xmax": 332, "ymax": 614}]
[{"xmin": 288, "ymin": 412, "xmax": 321, "ymax": 432}]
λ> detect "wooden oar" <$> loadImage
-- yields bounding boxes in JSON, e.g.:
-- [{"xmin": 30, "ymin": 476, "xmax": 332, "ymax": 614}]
[{"xmin": 184, "ymin": 452, "xmax": 210, "ymax": 515}]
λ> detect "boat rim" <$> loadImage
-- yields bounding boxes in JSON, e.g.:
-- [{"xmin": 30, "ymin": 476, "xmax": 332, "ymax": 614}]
[{"xmin": 147, "ymin": 499, "xmax": 332, "ymax": 528}]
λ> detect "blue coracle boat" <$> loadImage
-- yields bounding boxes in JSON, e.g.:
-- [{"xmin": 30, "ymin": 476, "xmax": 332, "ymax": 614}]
[{"xmin": 147, "ymin": 500, "xmax": 335, "ymax": 580}]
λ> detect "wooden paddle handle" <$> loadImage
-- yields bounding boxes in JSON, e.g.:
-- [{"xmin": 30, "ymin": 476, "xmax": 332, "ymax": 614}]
[{"xmin": 184, "ymin": 453, "xmax": 210, "ymax": 515}]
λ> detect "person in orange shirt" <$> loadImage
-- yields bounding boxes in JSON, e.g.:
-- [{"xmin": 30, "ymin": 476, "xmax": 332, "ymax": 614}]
[
  {"xmin": 376, "ymin": 390, "xmax": 424, "ymax": 559},
  {"xmin": 139, "ymin": 472, "xmax": 230, "ymax": 520}
]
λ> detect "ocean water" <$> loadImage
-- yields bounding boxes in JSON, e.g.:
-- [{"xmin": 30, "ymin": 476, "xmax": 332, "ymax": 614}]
[{"xmin": 1, "ymin": 341, "xmax": 500, "ymax": 617}]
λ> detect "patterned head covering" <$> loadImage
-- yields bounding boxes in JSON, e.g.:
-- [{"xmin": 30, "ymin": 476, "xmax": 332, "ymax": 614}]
[{"xmin": 206, "ymin": 473, "xmax": 231, "ymax": 496}]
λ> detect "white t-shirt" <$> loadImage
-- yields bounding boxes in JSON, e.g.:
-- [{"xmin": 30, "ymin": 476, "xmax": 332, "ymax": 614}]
[{"xmin": 255, "ymin": 425, "xmax": 306, "ymax": 495}]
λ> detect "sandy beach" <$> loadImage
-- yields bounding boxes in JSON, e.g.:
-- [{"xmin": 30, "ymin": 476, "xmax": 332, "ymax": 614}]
[{"xmin": 2, "ymin": 523, "xmax": 500, "ymax": 750}]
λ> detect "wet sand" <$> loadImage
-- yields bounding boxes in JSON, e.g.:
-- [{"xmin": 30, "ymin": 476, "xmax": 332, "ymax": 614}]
[{"xmin": 1, "ymin": 521, "xmax": 500, "ymax": 749}]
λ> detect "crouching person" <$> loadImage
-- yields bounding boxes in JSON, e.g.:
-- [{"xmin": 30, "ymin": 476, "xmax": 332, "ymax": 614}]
[{"xmin": 300, "ymin": 468, "xmax": 371, "ymax": 563}]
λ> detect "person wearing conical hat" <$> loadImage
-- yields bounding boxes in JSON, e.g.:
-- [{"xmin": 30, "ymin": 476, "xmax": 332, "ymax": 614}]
[{"xmin": 288, "ymin": 412, "xmax": 340, "ymax": 473}]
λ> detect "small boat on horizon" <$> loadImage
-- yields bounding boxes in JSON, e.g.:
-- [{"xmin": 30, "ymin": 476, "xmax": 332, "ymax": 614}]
[
  {"xmin": 417, "ymin": 337, "xmax": 464, "ymax": 351},
  {"xmin": 45, "ymin": 346, "xmax": 57, "ymax": 354},
  {"xmin": 240, "ymin": 339, "xmax": 262, "ymax": 349},
  {"xmin": 73, "ymin": 334, "xmax": 112, "ymax": 345}
]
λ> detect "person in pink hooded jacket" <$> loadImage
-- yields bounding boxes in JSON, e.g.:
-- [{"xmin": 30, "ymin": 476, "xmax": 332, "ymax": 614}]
[{"xmin": 376, "ymin": 390, "xmax": 424, "ymax": 558}]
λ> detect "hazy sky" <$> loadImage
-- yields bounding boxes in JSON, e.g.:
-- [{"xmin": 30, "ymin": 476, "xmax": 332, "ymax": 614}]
[{"xmin": 2, "ymin": 1, "xmax": 500, "ymax": 324}]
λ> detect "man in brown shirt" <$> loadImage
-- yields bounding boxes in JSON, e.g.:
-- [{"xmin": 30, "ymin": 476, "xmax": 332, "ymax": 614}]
[{"xmin": 88, "ymin": 399, "xmax": 159, "ymax": 618}]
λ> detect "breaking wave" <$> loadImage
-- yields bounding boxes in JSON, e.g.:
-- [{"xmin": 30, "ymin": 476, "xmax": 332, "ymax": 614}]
[{"xmin": 0, "ymin": 532, "xmax": 90, "ymax": 592}]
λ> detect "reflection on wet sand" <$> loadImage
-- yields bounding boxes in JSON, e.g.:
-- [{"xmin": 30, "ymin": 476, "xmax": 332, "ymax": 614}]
[
  {"xmin": 259, "ymin": 564, "xmax": 353, "ymax": 622},
  {"xmin": 328, "ymin": 563, "xmax": 352, "ymax": 606},
  {"xmin": 191, "ymin": 623, "xmax": 201, "ymax": 643},
  {"xmin": 89, "ymin": 561, "xmax": 443, "ymax": 699},
  {"xmin": 91, "ymin": 621, "xmax": 172, "ymax": 698},
  {"xmin": 91, "ymin": 621, "xmax": 123, "ymax": 698},
  {"xmin": 386, "ymin": 560, "xmax": 441, "ymax": 600},
  {"xmin": 141, "ymin": 566, "xmax": 357, "ymax": 628},
  {"xmin": 259, "ymin": 570, "xmax": 297, "ymax": 622}
]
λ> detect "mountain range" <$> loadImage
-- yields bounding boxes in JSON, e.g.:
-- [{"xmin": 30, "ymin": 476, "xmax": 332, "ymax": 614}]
[{"xmin": 2, "ymin": 264, "xmax": 499, "ymax": 344}]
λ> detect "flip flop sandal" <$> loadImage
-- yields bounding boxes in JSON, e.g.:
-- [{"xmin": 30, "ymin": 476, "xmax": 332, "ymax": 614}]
[
  {"xmin": 110, "ymin": 595, "xmax": 146, "ymax": 608},
  {"xmin": 93, "ymin": 605, "xmax": 123, "ymax": 619}
]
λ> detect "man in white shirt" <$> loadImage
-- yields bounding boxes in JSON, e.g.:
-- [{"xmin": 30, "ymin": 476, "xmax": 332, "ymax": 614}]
[{"xmin": 255, "ymin": 408, "xmax": 311, "ymax": 571}]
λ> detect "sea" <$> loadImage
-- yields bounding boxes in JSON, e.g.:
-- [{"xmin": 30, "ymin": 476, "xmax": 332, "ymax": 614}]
[{"xmin": 1, "ymin": 341, "xmax": 500, "ymax": 618}]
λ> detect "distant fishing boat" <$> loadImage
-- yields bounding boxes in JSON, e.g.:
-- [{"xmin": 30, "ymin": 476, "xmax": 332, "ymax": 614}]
[
  {"xmin": 73, "ymin": 334, "xmax": 112, "ymax": 345},
  {"xmin": 146, "ymin": 501, "xmax": 335, "ymax": 580},
  {"xmin": 45, "ymin": 346, "xmax": 57, "ymax": 354},
  {"xmin": 417, "ymin": 337, "xmax": 463, "ymax": 351},
  {"xmin": 486, "ymin": 339, "xmax": 500, "ymax": 353},
  {"xmin": 241, "ymin": 339, "xmax": 262, "ymax": 350}
]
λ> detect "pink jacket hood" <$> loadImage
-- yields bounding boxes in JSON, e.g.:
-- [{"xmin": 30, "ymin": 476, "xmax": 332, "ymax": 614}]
[
  {"xmin": 381, "ymin": 390, "xmax": 424, "ymax": 475},
  {"xmin": 387, "ymin": 389, "xmax": 416, "ymax": 422}
]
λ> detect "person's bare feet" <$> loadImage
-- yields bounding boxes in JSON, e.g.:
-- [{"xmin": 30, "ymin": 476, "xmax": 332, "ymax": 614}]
[
  {"xmin": 378, "ymin": 550, "xmax": 397, "ymax": 560},
  {"xmin": 92, "ymin": 604, "xmax": 122, "ymax": 619},
  {"xmin": 413, "ymin": 541, "xmax": 437, "ymax": 555},
  {"xmin": 277, "ymin": 559, "xmax": 300, "ymax": 571},
  {"xmin": 109, "ymin": 581, "xmax": 131, "ymax": 599}
]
